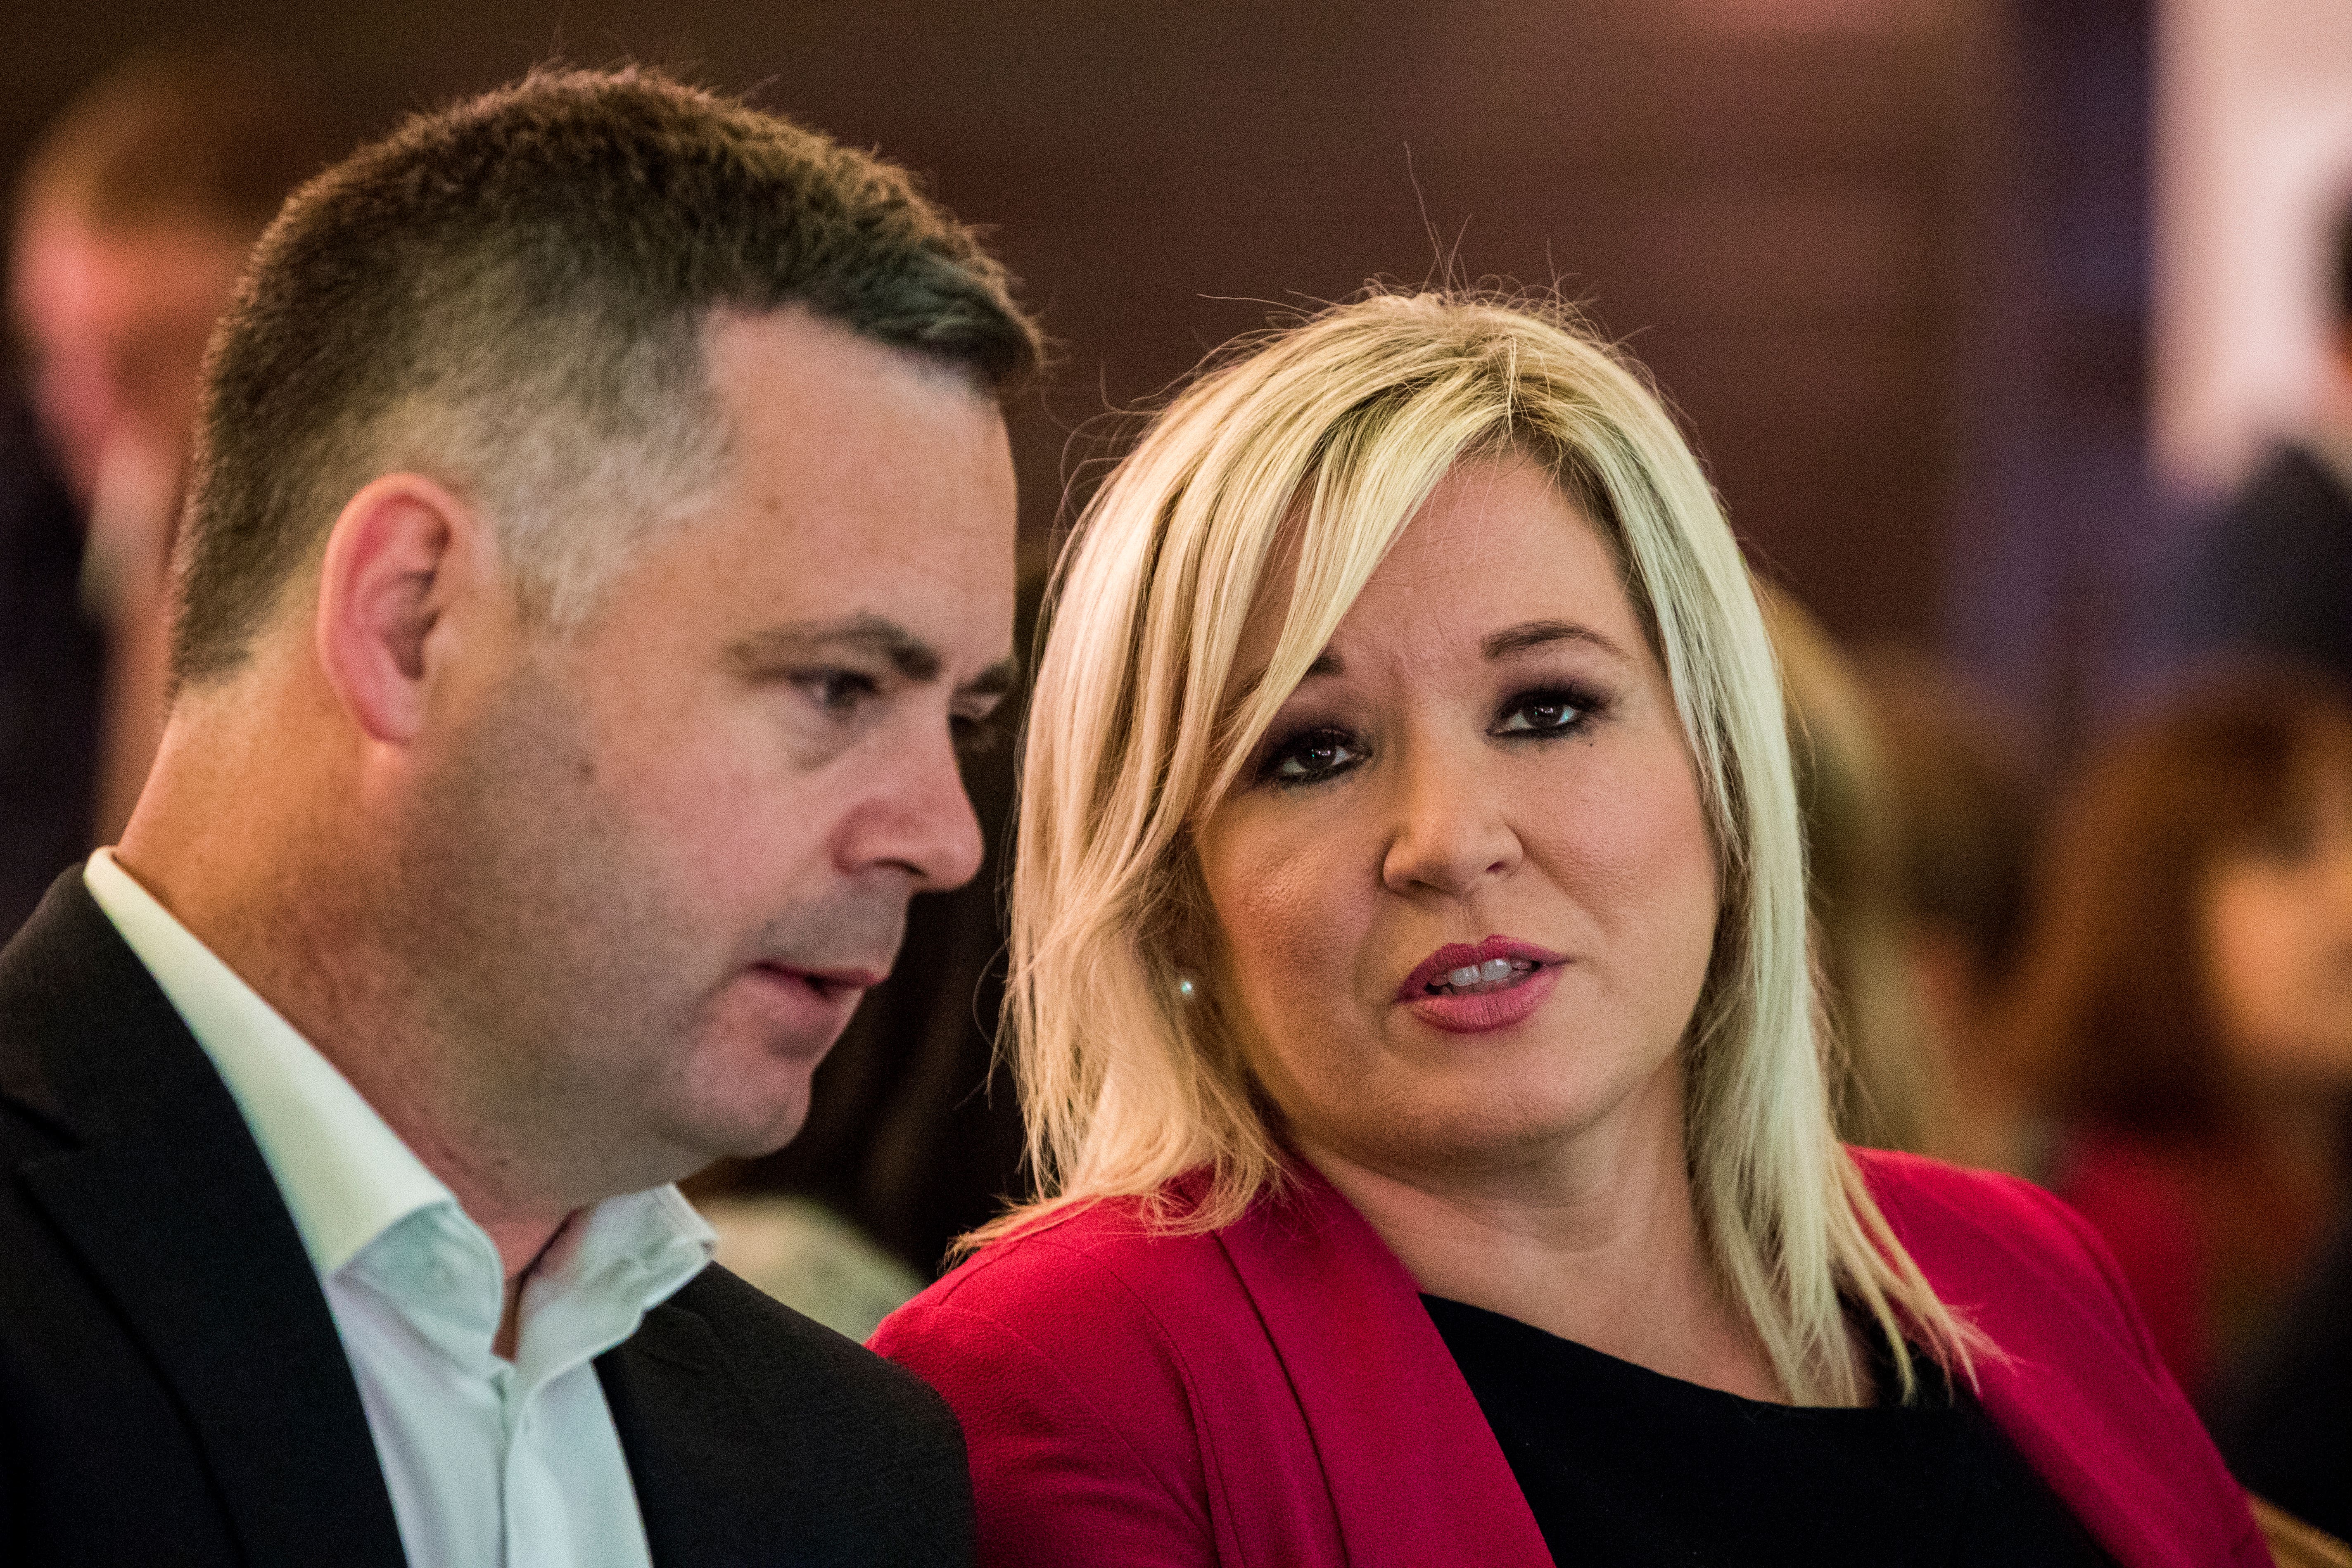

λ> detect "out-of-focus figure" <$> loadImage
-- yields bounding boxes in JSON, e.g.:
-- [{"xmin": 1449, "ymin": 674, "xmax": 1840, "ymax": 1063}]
[
  {"xmin": 2174, "ymin": 203, "xmax": 2352, "ymax": 686},
  {"xmin": 7, "ymin": 51, "xmax": 336, "ymax": 847},
  {"xmin": 0, "ymin": 377, "xmax": 100, "ymax": 938},
  {"xmin": 1855, "ymin": 649, "xmax": 2046, "ymax": 1176},
  {"xmin": 1757, "ymin": 586, "xmax": 1941, "ymax": 1155},
  {"xmin": 2209, "ymin": 1205, "xmax": 2352, "ymax": 1548},
  {"xmin": 2008, "ymin": 667, "xmax": 2352, "ymax": 1404},
  {"xmin": 694, "ymin": 1192, "xmax": 927, "ymax": 1341}
]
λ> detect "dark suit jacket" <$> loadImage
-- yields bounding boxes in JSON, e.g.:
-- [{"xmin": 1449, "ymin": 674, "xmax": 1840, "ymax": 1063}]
[
  {"xmin": 2176, "ymin": 441, "xmax": 2352, "ymax": 682},
  {"xmin": 0, "ymin": 871, "xmax": 974, "ymax": 1566}
]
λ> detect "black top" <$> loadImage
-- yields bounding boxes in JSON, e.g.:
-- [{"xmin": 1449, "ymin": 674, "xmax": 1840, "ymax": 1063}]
[{"xmin": 1424, "ymin": 1294, "xmax": 2114, "ymax": 1567}]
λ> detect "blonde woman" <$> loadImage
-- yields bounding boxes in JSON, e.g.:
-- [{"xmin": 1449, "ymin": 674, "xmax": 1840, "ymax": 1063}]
[{"xmin": 872, "ymin": 296, "xmax": 2257, "ymax": 1567}]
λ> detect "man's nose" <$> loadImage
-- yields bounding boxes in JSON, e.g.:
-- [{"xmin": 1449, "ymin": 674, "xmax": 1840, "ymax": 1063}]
[{"xmin": 850, "ymin": 719, "xmax": 987, "ymax": 894}]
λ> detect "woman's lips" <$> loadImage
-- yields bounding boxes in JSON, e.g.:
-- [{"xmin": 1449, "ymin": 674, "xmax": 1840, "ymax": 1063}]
[{"xmin": 1397, "ymin": 937, "xmax": 1567, "ymax": 1034}]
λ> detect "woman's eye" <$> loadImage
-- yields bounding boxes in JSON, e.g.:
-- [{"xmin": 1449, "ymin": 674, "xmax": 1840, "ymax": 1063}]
[
  {"xmin": 1496, "ymin": 691, "xmax": 1587, "ymax": 735},
  {"xmin": 1269, "ymin": 729, "xmax": 1363, "ymax": 782}
]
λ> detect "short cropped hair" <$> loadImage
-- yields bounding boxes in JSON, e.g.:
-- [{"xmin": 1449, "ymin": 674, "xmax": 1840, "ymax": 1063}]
[
  {"xmin": 987, "ymin": 293, "xmax": 1970, "ymax": 1406},
  {"xmin": 176, "ymin": 66, "xmax": 1040, "ymax": 684},
  {"xmin": 16, "ymin": 49, "xmax": 337, "ymax": 241}
]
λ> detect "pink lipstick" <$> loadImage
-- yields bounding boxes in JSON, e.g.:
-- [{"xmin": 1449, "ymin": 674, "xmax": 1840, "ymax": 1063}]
[{"xmin": 1396, "ymin": 937, "xmax": 1566, "ymax": 1034}]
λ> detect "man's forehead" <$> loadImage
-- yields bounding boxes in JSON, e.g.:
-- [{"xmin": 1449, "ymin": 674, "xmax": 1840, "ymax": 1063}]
[{"xmin": 699, "ymin": 314, "xmax": 1015, "ymax": 530}]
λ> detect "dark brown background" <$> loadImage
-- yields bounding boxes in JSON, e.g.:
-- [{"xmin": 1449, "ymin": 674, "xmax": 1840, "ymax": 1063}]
[
  {"xmin": 1, "ymin": 0, "xmax": 2161, "ymax": 1269},
  {"xmin": 4, "ymin": 0, "xmax": 2148, "ymax": 692}
]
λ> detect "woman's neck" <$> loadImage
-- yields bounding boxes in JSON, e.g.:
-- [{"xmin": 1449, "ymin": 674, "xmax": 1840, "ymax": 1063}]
[{"xmin": 1295, "ymin": 1070, "xmax": 1794, "ymax": 1404}]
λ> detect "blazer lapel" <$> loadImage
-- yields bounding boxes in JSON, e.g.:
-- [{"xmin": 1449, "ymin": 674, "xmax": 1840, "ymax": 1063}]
[
  {"xmin": 1954, "ymin": 1276, "xmax": 2246, "ymax": 1568},
  {"xmin": 597, "ymin": 1284, "xmax": 790, "ymax": 1568},
  {"xmin": 1, "ymin": 874, "xmax": 406, "ymax": 1568},
  {"xmin": 1860, "ymin": 1148, "xmax": 2262, "ymax": 1568},
  {"xmin": 1218, "ymin": 1168, "xmax": 1554, "ymax": 1568}
]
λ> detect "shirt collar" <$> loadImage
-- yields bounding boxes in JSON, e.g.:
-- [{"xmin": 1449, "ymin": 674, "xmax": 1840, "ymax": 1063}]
[
  {"xmin": 82, "ymin": 851, "xmax": 717, "ymax": 1324},
  {"xmin": 85, "ymin": 849, "xmax": 450, "ymax": 1275}
]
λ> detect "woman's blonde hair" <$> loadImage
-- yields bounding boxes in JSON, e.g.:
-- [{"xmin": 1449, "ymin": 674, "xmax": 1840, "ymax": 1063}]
[{"xmin": 984, "ymin": 292, "xmax": 1969, "ymax": 1405}]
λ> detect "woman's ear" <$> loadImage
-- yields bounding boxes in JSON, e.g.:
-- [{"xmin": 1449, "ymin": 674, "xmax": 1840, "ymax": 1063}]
[{"xmin": 313, "ymin": 473, "xmax": 494, "ymax": 743}]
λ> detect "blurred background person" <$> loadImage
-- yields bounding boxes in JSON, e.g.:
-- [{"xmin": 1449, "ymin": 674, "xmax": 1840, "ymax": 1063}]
[
  {"xmin": 1856, "ymin": 648, "xmax": 2048, "ymax": 1177},
  {"xmin": 0, "ymin": 375, "xmax": 96, "ymax": 939},
  {"xmin": 2171, "ymin": 204, "xmax": 2352, "ymax": 686},
  {"xmin": 5, "ymin": 50, "xmax": 337, "ymax": 901},
  {"xmin": 1759, "ymin": 583, "xmax": 1945, "ymax": 1157},
  {"xmin": 2008, "ymin": 665, "xmax": 2352, "ymax": 1407},
  {"xmin": 2207, "ymin": 1203, "xmax": 2352, "ymax": 1548}
]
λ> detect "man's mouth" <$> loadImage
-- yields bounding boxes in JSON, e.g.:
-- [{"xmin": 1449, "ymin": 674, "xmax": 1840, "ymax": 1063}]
[{"xmin": 756, "ymin": 962, "xmax": 886, "ymax": 1001}]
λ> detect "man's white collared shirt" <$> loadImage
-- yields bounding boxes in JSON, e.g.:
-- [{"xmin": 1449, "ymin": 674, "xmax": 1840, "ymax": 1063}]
[{"xmin": 84, "ymin": 849, "xmax": 716, "ymax": 1568}]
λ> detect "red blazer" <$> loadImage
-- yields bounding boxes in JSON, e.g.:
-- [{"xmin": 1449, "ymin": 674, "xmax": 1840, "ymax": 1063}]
[{"xmin": 873, "ymin": 1148, "xmax": 2265, "ymax": 1567}]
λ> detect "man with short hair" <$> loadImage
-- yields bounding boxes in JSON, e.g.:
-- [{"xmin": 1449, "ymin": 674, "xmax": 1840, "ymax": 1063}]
[{"xmin": 0, "ymin": 66, "xmax": 1037, "ymax": 1567}]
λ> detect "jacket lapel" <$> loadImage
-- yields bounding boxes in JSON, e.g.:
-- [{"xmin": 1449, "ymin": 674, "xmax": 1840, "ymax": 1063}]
[
  {"xmin": 1957, "ymin": 1275, "xmax": 2219, "ymax": 1567},
  {"xmin": 597, "ymin": 1282, "xmax": 790, "ymax": 1568},
  {"xmin": 1, "ymin": 873, "xmax": 406, "ymax": 1568},
  {"xmin": 1859, "ymin": 1148, "xmax": 2264, "ymax": 1568},
  {"xmin": 1218, "ymin": 1168, "xmax": 1554, "ymax": 1568}
]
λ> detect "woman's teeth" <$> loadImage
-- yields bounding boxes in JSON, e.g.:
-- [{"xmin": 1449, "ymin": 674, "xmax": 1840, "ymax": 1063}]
[{"xmin": 1432, "ymin": 957, "xmax": 1536, "ymax": 994}]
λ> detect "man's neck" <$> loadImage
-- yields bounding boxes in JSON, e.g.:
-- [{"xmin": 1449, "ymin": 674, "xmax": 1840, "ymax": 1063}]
[{"xmin": 112, "ymin": 815, "xmax": 579, "ymax": 1282}]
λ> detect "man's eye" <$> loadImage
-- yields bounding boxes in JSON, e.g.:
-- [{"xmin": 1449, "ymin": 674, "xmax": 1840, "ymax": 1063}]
[
  {"xmin": 952, "ymin": 711, "xmax": 1003, "ymax": 757},
  {"xmin": 1495, "ymin": 690, "xmax": 1589, "ymax": 735},
  {"xmin": 797, "ymin": 669, "xmax": 881, "ymax": 713},
  {"xmin": 1269, "ymin": 729, "xmax": 1363, "ymax": 783}
]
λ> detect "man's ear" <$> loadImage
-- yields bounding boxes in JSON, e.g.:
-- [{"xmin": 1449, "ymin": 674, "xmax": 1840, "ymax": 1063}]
[{"xmin": 315, "ymin": 474, "xmax": 496, "ymax": 743}]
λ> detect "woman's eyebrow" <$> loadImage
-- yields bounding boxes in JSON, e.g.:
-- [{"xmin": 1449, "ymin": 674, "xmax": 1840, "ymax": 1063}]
[{"xmin": 1481, "ymin": 618, "xmax": 1626, "ymax": 662}]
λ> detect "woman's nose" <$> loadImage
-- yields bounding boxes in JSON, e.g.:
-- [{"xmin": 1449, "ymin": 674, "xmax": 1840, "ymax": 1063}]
[{"xmin": 1378, "ymin": 734, "xmax": 1523, "ymax": 898}]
